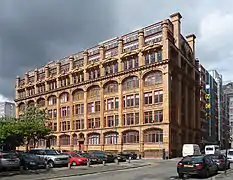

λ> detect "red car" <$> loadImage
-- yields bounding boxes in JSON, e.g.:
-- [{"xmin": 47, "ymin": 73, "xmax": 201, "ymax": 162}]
[{"xmin": 65, "ymin": 152, "xmax": 88, "ymax": 166}]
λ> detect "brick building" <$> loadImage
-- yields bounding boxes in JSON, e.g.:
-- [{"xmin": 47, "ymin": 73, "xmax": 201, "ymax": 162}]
[{"xmin": 15, "ymin": 12, "xmax": 200, "ymax": 157}]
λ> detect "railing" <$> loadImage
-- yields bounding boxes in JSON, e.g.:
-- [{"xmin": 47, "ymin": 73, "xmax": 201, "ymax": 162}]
[
  {"xmin": 144, "ymin": 33, "xmax": 162, "ymax": 45},
  {"xmin": 61, "ymin": 63, "xmax": 70, "ymax": 72},
  {"xmin": 74, "ymin": 59, "xmax": 84, "ymax": 68},
  {"xmin": 144, "ymin": 23, "xmax": 162, "ymax": 37}
]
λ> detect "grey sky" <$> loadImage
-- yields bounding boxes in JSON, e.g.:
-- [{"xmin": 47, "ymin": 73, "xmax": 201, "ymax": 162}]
[{"xmin": 0, "ymin": 0, "xmax": 232, "ymax": 101}]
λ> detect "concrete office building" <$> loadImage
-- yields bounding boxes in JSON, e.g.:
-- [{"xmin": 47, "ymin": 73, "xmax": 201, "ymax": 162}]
[
  {"xmin": 199, "ymin": 65, "xmax": 219, "ymax": 146},
  {"xmin": 0, "ymin": 101, "xmax": 15, "ymax": 118},
  {"xmin": 209, "ymin": 70, "xmax": 228, "ymax": 147},
  {"xmin": 14, "ymin": 12, "xmax": 201, "ymax": 157}
]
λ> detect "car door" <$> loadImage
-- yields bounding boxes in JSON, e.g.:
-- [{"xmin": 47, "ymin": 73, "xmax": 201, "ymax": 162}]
[{"xmin": 207, "ymin": 156, "xmax": 216, "ymax": 172}]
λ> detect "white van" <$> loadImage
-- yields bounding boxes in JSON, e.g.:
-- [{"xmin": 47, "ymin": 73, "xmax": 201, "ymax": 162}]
[
  {"xmin": 204, "ymin": 145, "xmax": 220, "ymax": 155},
  {"xmin": 182, "ymin": 144, "xmax": 201, "ymax": 157}
]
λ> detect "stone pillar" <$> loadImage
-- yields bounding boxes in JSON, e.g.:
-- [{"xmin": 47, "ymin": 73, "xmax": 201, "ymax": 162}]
[
  {"xmin": 44, "ymin": 65, "xmax": 49, "ymax": 78},
  {"xmin": 162, "ymin": 20, "xmax": 169, "ymax": 61},
  {"xmin": 162, "ymin": 66, "xmax": 170, "ymax": 124},
  {"xmin": 83, "ymin": 91, "xmax": 87, "ymax": 129},
  {"xmin": 25, "ymin": 72, "xmax": 29, "ymax": 85},
  {"xmin": 70, "ymin": 134, "xmax": 74, "ymax": 150},
  {"xmin": 186, "ymin": 34, "xmax": 196, "ymax": 64},
  {"xmin": 99, "ymin": 45, "xmax": 105, "ymax": 76},
  {"xmin": 118, "ymin": 82, "xmax": 123, "ymax": 126},
  {"xmin": 15, "ymin": 76, "xmax": 20, "ymax": 99},
  {"xmin": 83, "ymin": 50, "xmax": 88, "ymax": 81},
  {"xmin": 56, "ymin": 96, "xmax": 61, "ymax": 132},
  {"xmin": 69, "ymin": 56, "xmax": 74, "ymax": 85},
  {"xmin": 100, "ymin": 86, "xmax": 104, "ymax": 128},
  {"xmin": 15, "ymin": 105, "xmax": 19, "ymax": 119},
  {"xmin": 138, "ymin": 29, "xmax": 145, "ymax": 66},
  {"xmin": 177, "ymin": 74, "xmax": 182, "ymax": 127},
  {"xmin": 117, "ymin": 39, "xmax": 123, "ymax": 72},
  {"xmin": 44, "ymin": 65, "xmax": 49, "ymax": 91},
  {"xmin": 170, "ymin": 12, "xmax": 182, "ymax": 49},
  {"xmin": 56, "ymin": 62, "xmax": 61, "ymax": 88},
  {"xmin": 139, "ymin": 77, "xmax": 144, "ymax": 124},
  {"xmin": 69, "ymin": 94, "xmax": 74, "ymax": 131},
  {"xmin": 57, "ymin": 135, "xmax": 60, "ymax": 149},
  {"xmin": 69, "ymin": 56, "xmax": 74, "ymax": 70},
  {"xmin": 34, "ymin": 69, "xmax": 38, "ymax": 94}
]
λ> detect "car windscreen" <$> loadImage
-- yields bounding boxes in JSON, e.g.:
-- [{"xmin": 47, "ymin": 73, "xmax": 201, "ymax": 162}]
[
  {"xmin": 45, "ymin": 149, "xmax": 59, "ymax": 155},
  {"xmin": 208, "ymin": 155, "xmax": 220, "ymax": 159},
  {"xmin": 228, "ymin": 151, "xmax": 233, "ymax": 155},
  {"xmin": 71, "ymin": 154, "xmax": 81, "ymax": 158},
  {"xmin": 182, "ymin": 156, "xmax": 203, "ymax": 163},
  {"xmin": 206, "ymin": 147, "xmax": 214, "ymax": 151}
]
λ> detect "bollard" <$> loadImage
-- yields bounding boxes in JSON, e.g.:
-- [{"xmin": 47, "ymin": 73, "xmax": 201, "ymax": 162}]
[
  {"xmin": 19, "ymin": 166, "xmax": 24, "ymax": 173},
  {"xmin": 115, "ymin": 158, "xmax": 119, "ymax": 165},
  {"xmin": 103, "ymin": 160, "xmax": 106, "ymax": 166},
  {"xmin": 128, "ymin": 157, "xmax": 131, "ymax": 163},
  {"xmin": 87, "ymin": 160, "xmax": 91, "ymax": 167},
  {"xmin": 68, "ymin": 163, "xmax": 71, "ymax": 169}
]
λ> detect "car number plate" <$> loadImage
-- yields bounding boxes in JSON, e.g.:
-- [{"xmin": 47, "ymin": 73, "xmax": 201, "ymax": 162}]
[
  {"xmin": 184, "ymin": 165, "xmax": 193, "ymax": 167},
  {"xmin": 92, "ymin": 159, "xmax": 97, "ymax": 161}
]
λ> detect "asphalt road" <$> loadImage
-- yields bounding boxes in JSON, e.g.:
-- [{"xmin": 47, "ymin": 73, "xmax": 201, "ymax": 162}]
[
  {"xmin": 1, "ymin": 159, "xmax": 232, "ymax": 180},
  {"xmin": 49, "ymin": 160, "xmax": 232, "ymax": 180}
]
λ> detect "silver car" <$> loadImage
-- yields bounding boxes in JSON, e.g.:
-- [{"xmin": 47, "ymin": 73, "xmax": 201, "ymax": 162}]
[
  {"xmin": 0, "ymin": 152, "xmax": 20, "ymax": 170},
  {"xmin": 227, "ymin": 149, "xmax": 233, "ymax": 163},
  {"xmin": 28, "ymin": 148, "xmax": 69, "ymax": 168}
]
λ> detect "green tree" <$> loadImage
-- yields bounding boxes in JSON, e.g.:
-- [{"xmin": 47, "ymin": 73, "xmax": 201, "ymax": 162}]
[
  {"xmin": 19, "ymin": 106, "xmax": 51, "ymax": 151},
  {"xmin": 0, "ymin": 106, "xmax": 51, "ymax": 151},
  {"xmin": 0, "ymin": 117, "xmax": 24, "ymax": 150}
]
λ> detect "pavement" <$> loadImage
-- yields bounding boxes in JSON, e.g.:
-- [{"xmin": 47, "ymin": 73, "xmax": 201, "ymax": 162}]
[{"xmin": 1, "ymin": 158, "xmax": 233, "ymax": 180}]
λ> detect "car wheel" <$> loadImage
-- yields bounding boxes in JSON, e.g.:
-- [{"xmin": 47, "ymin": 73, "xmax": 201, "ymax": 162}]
[
  {"xmin": 47, "ymin": 160, "xmax": 54, "ymax": 168},
  {"xmin": 204, "ymin": 169, "xmax": 210, "ymax": 178},
  {"xmin": 72, "ymin": 161, "xmax": 77, "ymax": 166},
  {"xmin": 178, "ymin": 173, "xmax": 184, "ymax": 178}
]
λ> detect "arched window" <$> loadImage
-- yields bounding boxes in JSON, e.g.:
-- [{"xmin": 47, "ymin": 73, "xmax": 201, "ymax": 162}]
[
  {"xmin": 37, "ymin": 98, "xmax": 45, "ymax": 107},
  {"xmin": 60, "ymin": 93, "xmax": 69, "ymax": 103},
  {"xmin": 144, "ymin": 129, "xmax": 163, "ymax": 143},
  {"xmin": 144, "ymin": 71, "xmax": 162, "ymax": 86},
  {"xmin": 73, "ymin": 90, "xmax": 84, "ymax": 101},
  {"xmin": 123, "ymin": 130, "xmax": 139, "ymax": 144},
  {"xmin": 87, "ymin": 133, "xmax": 100, "ymax": 145},
  {"xmin": 38, "ymin": 139, "xmax": 46, "ymax": 147},
  {"xmin": 73, "ymin": 134, "xmax": 78, "ymax": 146},
  {"xmin": 122, "ymin": 76, "xmax": 139, "ymax": 91},
  {"xmin": 50, "ymin": 136, "xmax": 57, "ymax": 147},
  {"xmin": 104, "ymin": 132, "xmax": 118, "ymax": 144},
  {"xmin": 48, "ymin": 95, "xmax": 57, "ymax": 105},
  {"xmin": 60, "ymin": 135, "xmax": 70, "ymax": 146},
  {"xmin": 19, "ymin": 103, "xmax": 25, "ymax": 112},
  {"xmin": 87, "ymin": 86, "xmax": 100, "ymax": 98},
  {"xmin": 28, "ymin": 100, "xmax": 35, "ymax": 107},
  {"xmin": 104, "ymin": 81, "xmax": 118, "ymax": 94}
]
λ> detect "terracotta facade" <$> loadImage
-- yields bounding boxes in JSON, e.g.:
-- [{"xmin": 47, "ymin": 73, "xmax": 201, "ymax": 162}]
[{"xmin": 15, "ymin": 12, "xmax": 201, "ymax": 158}]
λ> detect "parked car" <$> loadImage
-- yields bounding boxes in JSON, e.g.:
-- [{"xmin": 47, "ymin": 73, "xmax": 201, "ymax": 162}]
[
  {"xmin": 78, "ymin": 152, "xmax": 102, "ymax": 164},
  {"xmin": 0, "ymin": 152, "xmax": 20, "ymax": 171},
  {"xmin": 89, "ymin": 151, "xmax": 116, "ymax": 163},
  {"xmin": 227, "ymin": 149, "xmax": 233, "ymax": 163},
  {"xmin": 206, "ymin": 154, "xmax": 230, "ymax": 171},
  {"xmin": 118, "ymin": 152, "xmax": 137, "ymax": 160},
  {"xmin": 28, "ymin": 148, "xmax": 69, "ymax": 168},
  {"xmin": 17, "ymin": 152, "xmax": 46, "ymax": 170},
  {"xmin": 177, "ymin": 155, "xmax": 218, "ymax": 178},
  {"xmin": 116, "ymin": 154, "xmax": 127, "ymax": 162},
  {"xmin": 63, "ymin": 152, "xmax": 88, "ymax": 166}
]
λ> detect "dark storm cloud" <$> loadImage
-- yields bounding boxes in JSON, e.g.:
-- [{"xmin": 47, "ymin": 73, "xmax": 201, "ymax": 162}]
[{"xmin": 0, "ymin": 0, "xmax": 118, "ymax": 99}]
